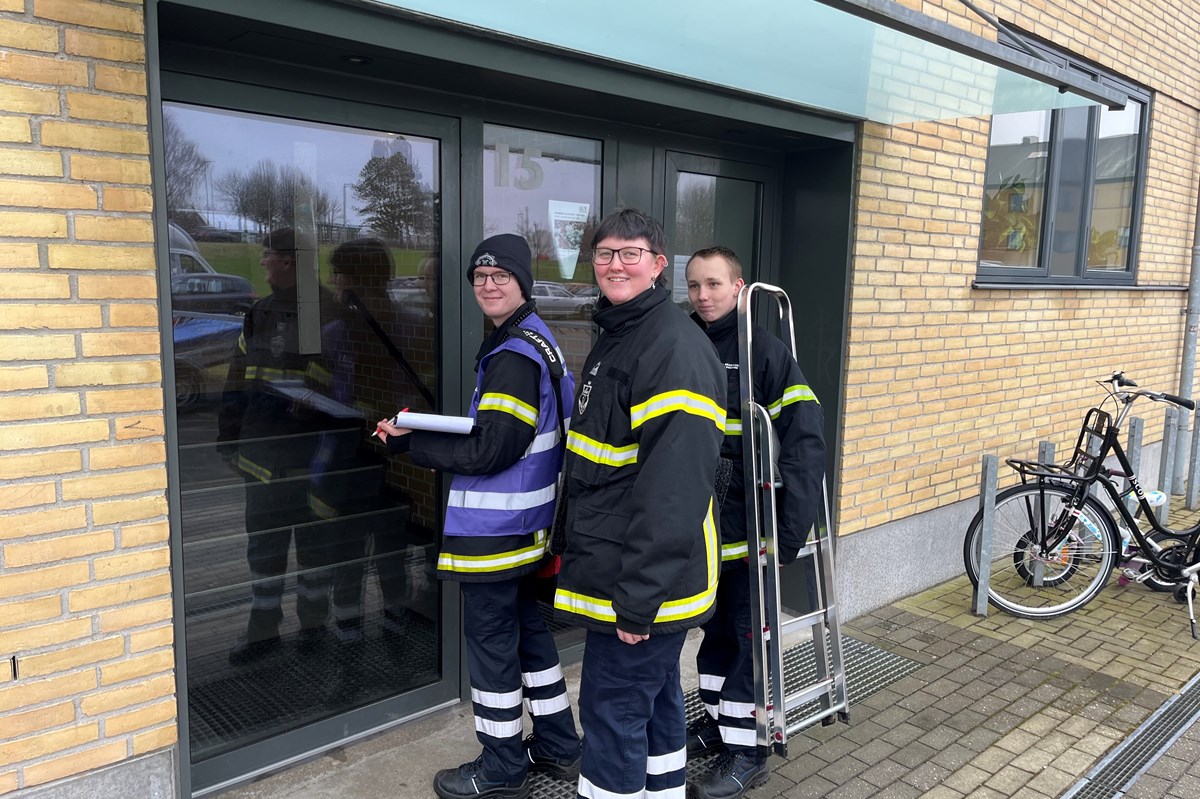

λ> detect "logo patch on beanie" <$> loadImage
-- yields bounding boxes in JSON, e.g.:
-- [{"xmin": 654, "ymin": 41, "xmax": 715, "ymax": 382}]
[{"xmin": 475, "ymin": 253, "xmax": 497, "ymax": 267}]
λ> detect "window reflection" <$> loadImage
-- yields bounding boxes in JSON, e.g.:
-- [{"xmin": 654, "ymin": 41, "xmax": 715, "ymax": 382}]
[
  {"xmin": 164, "ymin": 103, "xmax": 442, "ymax": 763},
  {"xmin": 1088, "ymin": 102, "xmax": 1141, "ymax": 271},
  {"xmin": 669, "ymin": 171, "xmax": 760, "ymax": 311},
  {"xmin": 979, "ymin": 110, "xmax": 1051, "ymax": 270},
  {"xmin": 482, "ymin": 124, "xmax": 601, "ymax": 379}
]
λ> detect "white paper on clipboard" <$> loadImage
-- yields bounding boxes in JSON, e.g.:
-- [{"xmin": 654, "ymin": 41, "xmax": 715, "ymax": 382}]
[{"xmin": 391, "ymin": 411, "xmax": 474, "ymax": 435}]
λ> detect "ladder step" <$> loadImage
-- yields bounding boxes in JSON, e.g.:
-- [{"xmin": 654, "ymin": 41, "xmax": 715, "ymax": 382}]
[
  {"xmin": 780, "ymin": 606, "xmax": 837, "ymax": 635},
  {"xmin": 782, "ymin": 677, "xmax": 838, "ymax": 710}
]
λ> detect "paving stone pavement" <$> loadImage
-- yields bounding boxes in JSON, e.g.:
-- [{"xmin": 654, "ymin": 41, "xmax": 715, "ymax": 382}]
[{"xmin": 214, "ymin": 496, "xmax": 1200, "ymax": 799}]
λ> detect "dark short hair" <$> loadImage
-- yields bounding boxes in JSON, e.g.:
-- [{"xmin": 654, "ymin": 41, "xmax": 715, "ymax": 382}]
[
  {"xmin": 590, "ymin": 208, "xmax": 666, "ymax": 255},
  {"xmin": 687, "ymin": 245, "xmax": 743, "ymax": 282},
  {"xmin": 331, "ymin": 238, "xmax": 394, "ymax": 282},
  {"xmin": 263, "ymin": 227, "xmax": 297, "ymax": 255}
]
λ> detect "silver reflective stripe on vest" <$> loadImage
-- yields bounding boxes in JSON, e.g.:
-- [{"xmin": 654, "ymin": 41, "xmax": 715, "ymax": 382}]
[
  {"xmin": 525, "ymin": 428, "xmax": 562, "ymax": 456},
  {"xmin": 448, "ymin": 482, "xmax": 557, "ymax": 511}
]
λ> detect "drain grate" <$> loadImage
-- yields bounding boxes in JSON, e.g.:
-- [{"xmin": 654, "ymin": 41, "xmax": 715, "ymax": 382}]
[
  {"xmin": 528, "ymin": 635, "xmax": 924, "ymax": 799},
  {"xmin": 1060, "ymin": 670, "xmax": 1200, "ymax": 799}
]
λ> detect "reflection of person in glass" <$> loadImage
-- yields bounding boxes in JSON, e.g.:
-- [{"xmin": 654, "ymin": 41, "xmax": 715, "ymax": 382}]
[
  {"xmin": 217, "ymin": 228, "xmax": 341, "ymax": 665},
  {"xmin": 552, "ymin": 209, "xmax": 725, "ymax": 799},
  {"xmin": 684, "ymin": 246, "xmax": 826, "ymax": 799},
  {"xmin": 376, "ymin": 234, "xmax": 581, "ymax": 799},
  {"xmin": 314, "ymin": 238, "xmax": 424, "ymax": 647}
]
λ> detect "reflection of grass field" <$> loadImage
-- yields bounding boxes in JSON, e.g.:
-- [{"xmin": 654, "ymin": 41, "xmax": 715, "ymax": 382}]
[
  {"xmin": 533, "ymin": 257, "xmax": 595, "ymax": 285},
  {"xmin": 196, "ymin": 243, "xmax": 433, "ymax": 298},
  {"xmin": 195, "ymin": 243, "xmax": 596, "ymax": 298}
]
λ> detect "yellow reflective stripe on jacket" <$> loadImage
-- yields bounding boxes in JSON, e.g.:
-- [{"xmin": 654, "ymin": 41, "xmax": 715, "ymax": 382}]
[
  {"xmin": 721, "ymin": 541, "xmax": 749, "ymax": 561},
  {"xmin": 309, "ymin": 492, "xmax": 339, "ymax": 520},
  {"xmin": 554, "ymin": 500, "xmax": 719, "ymax": 624},
  {"xmin": 437, "ymin": 531, "xmax": 547, "ymax": 574},
  {"xmin": 478, "ymin": 392, "xmax": 538, "ymax": 427},
  {"xmin": 725, "ymin": 419, "xmax": 742, "ymax": 437},
  {"xmin": 236, "ymin": 454, "xmax": 272, "ymax": 483},
  {"xmin": 767, "ymin": 384, "xmax": 818, "ymax": 419},
  {"xmin": 244, "ymin": 365, "xmax": 310, "ymax": 382},
  {"xmin": 306, "ymin": 361, "xmax": 333, "ymax": 387},
  {"xmin": 237, "ymin": 332, "xmax": 247, "ymax": 354},
  {"xmin": 566, "ymin": 430, "xmax": 638, "ymax": 467},
  {"xmin": 630, "ymin": 390, "xmax": 726, "ymax": 432}
]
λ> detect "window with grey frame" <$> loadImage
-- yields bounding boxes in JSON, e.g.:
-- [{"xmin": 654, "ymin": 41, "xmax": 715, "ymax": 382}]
[{"xmin": 977, "ymin": 38, "xmax": 1149, "ymax": 285}]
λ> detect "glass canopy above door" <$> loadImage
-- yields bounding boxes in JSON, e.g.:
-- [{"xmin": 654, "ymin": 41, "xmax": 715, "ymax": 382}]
[{"xmin": 361, "ymin": 0, "xmax": 1128, "ymax": 124}]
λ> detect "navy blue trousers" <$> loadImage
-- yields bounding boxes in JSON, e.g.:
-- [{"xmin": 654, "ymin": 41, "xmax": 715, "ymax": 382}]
[
  {"xmin": 696, "ymin": 564, "xmax": 757, "ymax": 754},
  {"xmin": 578, "ymin": 629, "xmax": 687, "ymax": 799},
  {"xmin": 461, "ymin": 577, "xmax": 579, "ymax": 780}
]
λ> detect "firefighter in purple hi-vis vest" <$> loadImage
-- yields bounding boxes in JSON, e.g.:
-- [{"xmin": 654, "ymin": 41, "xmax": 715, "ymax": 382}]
[{"xmin": 376, "ymin": 234, "xmax": 580, "ymax": 799}]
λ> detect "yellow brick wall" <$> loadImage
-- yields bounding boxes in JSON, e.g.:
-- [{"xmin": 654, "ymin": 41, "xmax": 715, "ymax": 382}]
[
  {"xmin": 838, "ymin": 0, "xmax": 1200, "ymax": 533},
  {"xmin": 0, "ymin": 1, "xmax": 176, "ymax": 794}
]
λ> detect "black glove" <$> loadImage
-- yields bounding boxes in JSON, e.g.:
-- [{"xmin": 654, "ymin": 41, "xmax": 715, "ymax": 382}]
[{"xmin": 778, "ymin": 544, "xmax": 800, "ymax": 565}]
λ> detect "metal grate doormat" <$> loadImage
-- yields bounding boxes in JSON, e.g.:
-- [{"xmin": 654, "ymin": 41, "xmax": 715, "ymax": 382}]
[
  {"xmin": 187, "ymin": 612, "xmax": 439, "ymax": 761},
  {"xmin": 1060, "ymin": 670, "xmax": 1200, "ymax": 799},
  {"xmin": 527, "ymin": 635, "xmax": 924, "ymax": 799}
]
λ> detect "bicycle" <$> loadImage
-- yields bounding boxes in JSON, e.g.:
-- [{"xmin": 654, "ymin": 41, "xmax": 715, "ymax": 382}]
[{"xmin": 962, "ymin": 371, "xmax": 1200, "ymax": 637}]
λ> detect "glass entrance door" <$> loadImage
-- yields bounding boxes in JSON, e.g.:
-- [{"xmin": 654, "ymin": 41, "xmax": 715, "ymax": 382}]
[
  {"xmin": 161, "ymin": 95, "xmax": 460, "ymax": 794},
  {"xmin": 663, "ymin": 152, "xmax": 779, "ymax": 308}
]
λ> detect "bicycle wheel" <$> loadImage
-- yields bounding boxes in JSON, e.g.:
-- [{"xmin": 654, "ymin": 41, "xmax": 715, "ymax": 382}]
[{"xmin": 964, "ymin": 483, "xmax": 1119, "ymax": 618}]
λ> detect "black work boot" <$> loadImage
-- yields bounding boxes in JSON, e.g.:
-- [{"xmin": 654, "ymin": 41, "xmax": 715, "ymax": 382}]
[
  {"xmin": 228, "ymin": 635, "xmax": 281, "ymax": 666},
  {"xmin": 688, "ymin": 751, "xmax": 770, "ymax": 799},
  {"xmin": 228, "ymin": 610, "xmax": 281, "ymax": 666},
  {"xmin": 686, "ymin": 715, "xmax": 724, "ymax": 760},
  {"xmin": 523, "ymin": 734, "xmax": 582, "ymax": 781},
  {"xmin": 433, "ymin": 754, "xmax": 530, "ymax": 799}
]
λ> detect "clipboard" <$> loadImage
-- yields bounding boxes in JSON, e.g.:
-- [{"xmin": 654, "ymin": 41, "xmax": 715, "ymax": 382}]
[{"xmin": 388, "ymin": 410, "xmax": 474, "ymax": 435}]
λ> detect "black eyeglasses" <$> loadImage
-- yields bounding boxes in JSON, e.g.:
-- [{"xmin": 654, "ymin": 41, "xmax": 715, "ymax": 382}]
[
  {"xmin": 471, "ymin": 270, "xmax": 513, "ymax": 286},
  {"xmin": 592, "ymin": 246, "xmax": 657, "ymax": 266}
]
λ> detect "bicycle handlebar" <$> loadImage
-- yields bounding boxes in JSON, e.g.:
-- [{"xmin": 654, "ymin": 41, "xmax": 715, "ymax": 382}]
[
  {"xmin": 1163, "ymin": 393, "xmax": 1197, "ymax": 411},
  {"xmin": 1108, "ymin": 373, "xmax": 1196, "ymax": 411}
]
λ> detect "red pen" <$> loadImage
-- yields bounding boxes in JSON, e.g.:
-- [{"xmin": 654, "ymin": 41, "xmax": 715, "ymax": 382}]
[{"xmin": 374, "ymin": 408, "xmax": 409, "ymax": 437}]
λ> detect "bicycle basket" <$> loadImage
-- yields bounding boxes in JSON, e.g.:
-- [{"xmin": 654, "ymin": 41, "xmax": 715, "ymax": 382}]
[{"xmin": 1064, "ymin": 408, "xmax": 1111, "ymax": 479}]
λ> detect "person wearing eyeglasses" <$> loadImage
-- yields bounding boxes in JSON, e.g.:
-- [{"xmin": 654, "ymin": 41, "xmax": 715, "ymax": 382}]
[
  {"xmin": 376, "ymin": 234, "xmax": 581, "ymax": 799},
  {"xmin": 683, "ymin": 246, "xmax": 825, "ymax": 799},
  {"xmin": 552, "ymin": 209, "xmax": 726, "ymax": 799}
]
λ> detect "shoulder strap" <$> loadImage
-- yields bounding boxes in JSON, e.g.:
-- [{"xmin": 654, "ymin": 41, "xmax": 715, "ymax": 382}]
[{"xmin": 514, "ymin": 327, "xmax": 565, "ymax": 381}]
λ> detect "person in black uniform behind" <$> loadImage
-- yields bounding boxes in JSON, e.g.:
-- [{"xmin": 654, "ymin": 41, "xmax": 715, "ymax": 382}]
[
  {"xmin": 553, "ymin": 209, "xmax": 726, "ymax": 799},
  {"xmin": 683, "ymin": 246, "xmax": 826, "ymax": 799},
  {"xmin": 377, "ymin": 234, "xmax": 581, "ymax": 799},
  {"xmin": 217, "ymin": 227, "xmax": 343, "ymax": 665}
]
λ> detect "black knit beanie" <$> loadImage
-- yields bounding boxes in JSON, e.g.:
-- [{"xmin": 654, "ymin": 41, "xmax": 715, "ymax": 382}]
[{"xmin": 466, "ymin": 234, "xmax": 533, "ymax": 300}]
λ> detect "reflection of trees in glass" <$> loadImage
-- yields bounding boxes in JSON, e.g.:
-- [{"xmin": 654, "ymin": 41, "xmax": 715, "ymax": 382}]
[
  {"xmin": 162, "ymin": 112, "xmax": 209, "ymax": 227},
  {"xmin": 516, "ymin": 208, "xmax": 552, "ymax": 261},
  {"xmin": 216, "ymin": 160, "xmax": 342, "ymax": 233},
  {"xmin": 675, "ymin": 178, "xmax": 716, "ymax": 255},
  {"xmin": 352, "ymin": 151, "xmax": 434, "ymax": 247}
]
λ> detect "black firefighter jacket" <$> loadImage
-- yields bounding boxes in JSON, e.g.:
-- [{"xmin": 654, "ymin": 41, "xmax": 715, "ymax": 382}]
[
  {"xmin": 554, "ymin": 286, "xmax": 726, "ymax": 636},
  {"xmin": 693, "ymin": 309, "xmax": 826, "ymax": 570}
]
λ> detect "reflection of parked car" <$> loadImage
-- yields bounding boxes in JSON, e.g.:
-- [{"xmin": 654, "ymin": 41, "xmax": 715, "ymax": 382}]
[
  {"xmin": 532, "ymin": 281, "xmax": 593, "ymax": 319},
  {"xmin": 169, "ymin": 222, "xmax": 218, "ymax": 276},
  {"xmin": 171, "ymin": 274, "xmax": 255, "ymax": 315},
  {"xmin": 191, "ymin": 225, "xmax": 243, "ymax": 243},
  {"xmin": 172, "ymin": 315, "xmax": 242, "ymax": 408}
]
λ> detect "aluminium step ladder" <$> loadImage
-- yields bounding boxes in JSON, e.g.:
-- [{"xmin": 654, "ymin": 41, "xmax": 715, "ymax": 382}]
[{"xmin": 738, "ymin": 282, "xmax": 849, "ymax": 758}]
